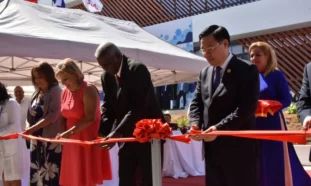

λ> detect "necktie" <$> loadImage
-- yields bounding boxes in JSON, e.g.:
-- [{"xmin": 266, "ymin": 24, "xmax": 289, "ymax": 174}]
[
  {"xmin": 213, "ymin": 66, "xmax": 222, "ymax": 92},
  {"xmin": 116, "ymin": 75, "xmax": 120, "ymax": 83}
]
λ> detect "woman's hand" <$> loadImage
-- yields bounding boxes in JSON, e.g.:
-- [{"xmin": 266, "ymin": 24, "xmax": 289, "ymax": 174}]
[
  {"xmin": 28, "ymin": 107, "xmax": 37, "ymax": 117},
  {"xmin": 57, "ymin": 131, "xmax": 72, "ymax": 139},
  {"xmin": 23, "ymin": 127, "xmax": 36, "ymax": 135}
]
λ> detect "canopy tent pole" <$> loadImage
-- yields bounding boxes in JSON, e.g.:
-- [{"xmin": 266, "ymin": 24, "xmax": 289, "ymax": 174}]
[{"xmin": 151, "ymin": 138, "xmax": 162, "ymax": 186}]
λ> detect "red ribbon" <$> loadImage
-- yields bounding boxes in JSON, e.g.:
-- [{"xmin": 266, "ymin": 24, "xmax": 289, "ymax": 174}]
[
  {"xmin": 256, "ymin": 100, "xmax": 282, "ymax": 117},
  {"xmin": 189, "ymin": 129, "xmax": 307, "ymax": 144},
  {"xmin": 25, "ymin": 0, "xmax": 38, "ymax": 3},
  {"xmin": 0, "ymin": 133, "xmax": 19, "ymax": 140},
  {"xmin": 0, "ymin": 119, "xmax": 308, "ymax": 146}
]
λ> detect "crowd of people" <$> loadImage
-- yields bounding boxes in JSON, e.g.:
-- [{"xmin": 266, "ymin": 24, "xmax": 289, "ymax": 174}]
[{"xmin": 0, "ymin": 24, "xmax": 311, "ymax": 186}]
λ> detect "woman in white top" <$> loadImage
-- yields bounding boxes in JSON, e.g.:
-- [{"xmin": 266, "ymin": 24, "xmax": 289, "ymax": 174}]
[{"xmin": 0, "ymin": 82, "xmax": 28, "ymax": 186}]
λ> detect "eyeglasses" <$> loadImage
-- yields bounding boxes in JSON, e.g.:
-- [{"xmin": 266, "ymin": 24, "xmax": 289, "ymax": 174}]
[{"xmin": 200, "ymin": 41, "xmax": 223, "ymax": 54}]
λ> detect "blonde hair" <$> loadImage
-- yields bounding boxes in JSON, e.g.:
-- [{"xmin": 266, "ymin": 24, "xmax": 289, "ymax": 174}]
[
  {"xmin": 55, "ymin": 58, "xmax": 84, "ymax": 83},
  {"xmin": 249, "ymin": 41, "xmax": 278, "ymax": 76}
]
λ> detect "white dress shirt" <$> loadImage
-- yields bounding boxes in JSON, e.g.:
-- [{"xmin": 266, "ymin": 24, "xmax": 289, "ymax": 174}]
[
  {"xmin": 18, "ymin": 96, "xmax": 31, "ymax": 130},
  {"xmin": 219, "ymin": 52, "xmax": 233, "ymax": 78}
]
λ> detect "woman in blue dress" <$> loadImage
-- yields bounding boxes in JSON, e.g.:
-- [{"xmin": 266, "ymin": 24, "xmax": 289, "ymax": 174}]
[{"xmin": 249, "ymin": 41, "xmax": 311, "ymax": 186}]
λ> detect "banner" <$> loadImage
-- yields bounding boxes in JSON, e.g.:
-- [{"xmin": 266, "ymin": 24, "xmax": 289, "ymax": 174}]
[
  {"xmin": 52, "ymin": 0, "xmax": 65, "ymax": 8},
  {"xmin": 82, "ymin": 0, "xmax": 103, "ymax": 13}
]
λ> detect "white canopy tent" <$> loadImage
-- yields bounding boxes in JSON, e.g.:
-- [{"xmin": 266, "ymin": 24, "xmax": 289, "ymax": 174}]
[{"xmin": 0, "ymin": 0, "xmax": 206, "ymax": 89}]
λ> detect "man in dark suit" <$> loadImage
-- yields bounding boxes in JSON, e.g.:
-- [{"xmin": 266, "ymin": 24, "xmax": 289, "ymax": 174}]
[
  {"xmin": 297, "ymin": 62, "xmax": 311, "ymax": 161},
  {"xmin": 95, "ymin": 43, "xmax": 163, "ymax": 186},
  {"xmin": 189, "ymin": 25, "xmax": 259, "ymax": 186},
  {"xmin": 95, "ymin": 42, "xmax": 164, "ymax": 186}
]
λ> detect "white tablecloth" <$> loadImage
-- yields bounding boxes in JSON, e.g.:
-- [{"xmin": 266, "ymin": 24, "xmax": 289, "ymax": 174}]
[{"xmin": 162, "ymin": 130, "xmax": 205, "ymax": 178}]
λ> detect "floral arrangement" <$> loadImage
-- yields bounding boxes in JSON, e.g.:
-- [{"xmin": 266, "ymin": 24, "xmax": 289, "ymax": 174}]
[
  {"xmin": 175, "ymin": 116, "xmax": 190, "ymax": 134},
  {"xmin": 133, "ymin": 119, "xmax": 172, "ymax": 143}
]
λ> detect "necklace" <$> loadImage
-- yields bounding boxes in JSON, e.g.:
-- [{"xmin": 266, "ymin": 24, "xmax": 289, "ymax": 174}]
[
  {"xmin": 67, "ymin": 93, "xmax": 74, "ymax": 108},
  {"xmin": 67, "ymin": 82, "xmax": 83, "ymax": 108}
]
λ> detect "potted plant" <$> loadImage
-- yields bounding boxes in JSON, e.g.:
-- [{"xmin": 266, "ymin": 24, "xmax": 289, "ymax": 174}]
[{"xmin": 175, "ymin": 116, "xmax": 190, "ymax": 134}]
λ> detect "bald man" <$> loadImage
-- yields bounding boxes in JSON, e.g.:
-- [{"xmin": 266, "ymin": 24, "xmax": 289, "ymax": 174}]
[
  {"xmin": 14, "ymin": 86, "xmax": 31, "ymax": 131},
  {"xmin": 96, "ymin": 42, "xmax": 164, "ymax": 186}
]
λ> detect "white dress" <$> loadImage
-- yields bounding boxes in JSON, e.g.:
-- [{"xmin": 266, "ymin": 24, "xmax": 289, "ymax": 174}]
[{"xmin": 0, "ymin": 99, "xmax": 29, "ymax": 181}]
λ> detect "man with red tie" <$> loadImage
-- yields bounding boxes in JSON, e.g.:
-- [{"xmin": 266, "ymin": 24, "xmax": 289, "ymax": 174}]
[{"xmin": 95, "ymin": 42, "xmax": 164, "ymax": 186}]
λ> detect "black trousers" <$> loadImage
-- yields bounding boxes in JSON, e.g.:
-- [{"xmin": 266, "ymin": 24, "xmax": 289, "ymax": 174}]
[{"xmin": 204, "ymin": 137, "xmax": 259, "ymax": 186}]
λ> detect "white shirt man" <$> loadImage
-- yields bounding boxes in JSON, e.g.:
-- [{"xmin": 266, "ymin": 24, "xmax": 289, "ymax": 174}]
[{"xmin": 14, "ymin": 86, "xmax": 31, "ymax": 130}]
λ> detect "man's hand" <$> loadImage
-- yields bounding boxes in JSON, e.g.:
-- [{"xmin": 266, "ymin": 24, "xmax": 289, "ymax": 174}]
[
  {"xmin": 303, "ymin": 116, "xmax": 311, "ymax": 130},
  {"xmin": 98, "ymin": 131, "xmax": 120, "ymax": 150},
  {"xmin": 202, "ymin": 126, "xmax": 217, "ymax": 142},
  {"xmin": 203, "ymin": 126, "xmax": 216, "ymax": 133},
  {"xmin": 191, "ymin": 124, "xmax": 199, "ymax": 130},
  {"xmin": 190, "ymin": 124, "xmax": 203, "ymax": 141}
]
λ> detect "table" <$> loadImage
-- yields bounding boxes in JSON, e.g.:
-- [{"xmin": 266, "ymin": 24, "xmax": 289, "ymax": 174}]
[{"xmin": 162, "ymin": 131, "xmax": 205, "ymax": 179}]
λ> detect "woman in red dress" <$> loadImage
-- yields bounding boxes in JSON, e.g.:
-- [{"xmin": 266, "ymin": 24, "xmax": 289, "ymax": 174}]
[{"xmin": 55, "ymin": 58, "xmax": 112, "ymax": 186}]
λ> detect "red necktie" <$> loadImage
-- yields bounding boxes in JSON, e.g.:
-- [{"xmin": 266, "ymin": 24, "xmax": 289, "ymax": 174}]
[{"xmin": 116, "ymin": 75, "xmax": 120, "ymax": 83}]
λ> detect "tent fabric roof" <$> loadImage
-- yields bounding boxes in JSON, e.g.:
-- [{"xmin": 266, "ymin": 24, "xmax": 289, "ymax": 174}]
[{"xmin": 0, "ymin": 0, "xmax": 206, "ymax": 88}]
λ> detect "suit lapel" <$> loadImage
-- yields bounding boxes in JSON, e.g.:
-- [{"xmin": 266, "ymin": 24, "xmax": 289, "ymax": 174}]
[
  {"xmin": 207, "ymin": 67, "xmax": 213, "ymax": 99},
  {"xmin": 307, "ymin": 64, "xmax": 311, "ymax": 89},
  {"xmin": 211, "ymin": 57, "xmax": 235, "ymax": 99},
  {"xmin": 116, "ymin": 56, "xmax": 130, "ymax": 102},
  {"xmin": 105, "ymin": 75, "xmax": 118, "ymax": 111},
  {"xmin": 212, "ymin": 83, "xmax": 224, "ymax": 99},
  {"xmin": 205, "ymin": 67, "xmax": 214, "ymax": 110}
]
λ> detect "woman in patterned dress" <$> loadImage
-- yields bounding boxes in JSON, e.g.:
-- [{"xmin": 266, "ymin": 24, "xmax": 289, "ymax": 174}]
[{"xmin": 24, "ymin": 62, "xmax": 62, "ymax": 186}]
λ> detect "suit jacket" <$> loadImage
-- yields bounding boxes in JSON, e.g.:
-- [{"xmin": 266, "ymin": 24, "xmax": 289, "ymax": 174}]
[
  {"xmin": 297, "ymin": 62, "xmax": 311, "ymax": 161},
  {"xmin": 99, "ymin": 55, "xmax": 164, "ymax": 150},
  {"xmin": 190, "ymin": 55, "xmax": 259, "ymax": 131},
  {"xmin": 297, "ymin": 62, "xmax": 311, "ymax": 123},
  {"xmin": 27, "ymin": 85, "xmax": 62, "ymax": 138}
]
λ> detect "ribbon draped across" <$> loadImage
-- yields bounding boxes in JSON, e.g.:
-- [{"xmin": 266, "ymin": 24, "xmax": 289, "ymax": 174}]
[
  {"xmin": 1, "ymin": 127, "xmax": 310, "ymax": 146},
  {"xmin": 0, "ymin": 100, "xmax": 307, "ymax": 145},
  {"xmin": 2, "ymin": 125, "xmax": 310, "ymax": 146}
]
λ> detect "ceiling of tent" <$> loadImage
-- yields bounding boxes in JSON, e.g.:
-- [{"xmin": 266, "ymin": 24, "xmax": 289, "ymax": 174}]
[
  {"xmin": 0, "ymin": 56, "xmax": 199, "ymax": 89},
  {"xmin": 0, "ymin": 0, "xmax": 206, "ymax": 90}
]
